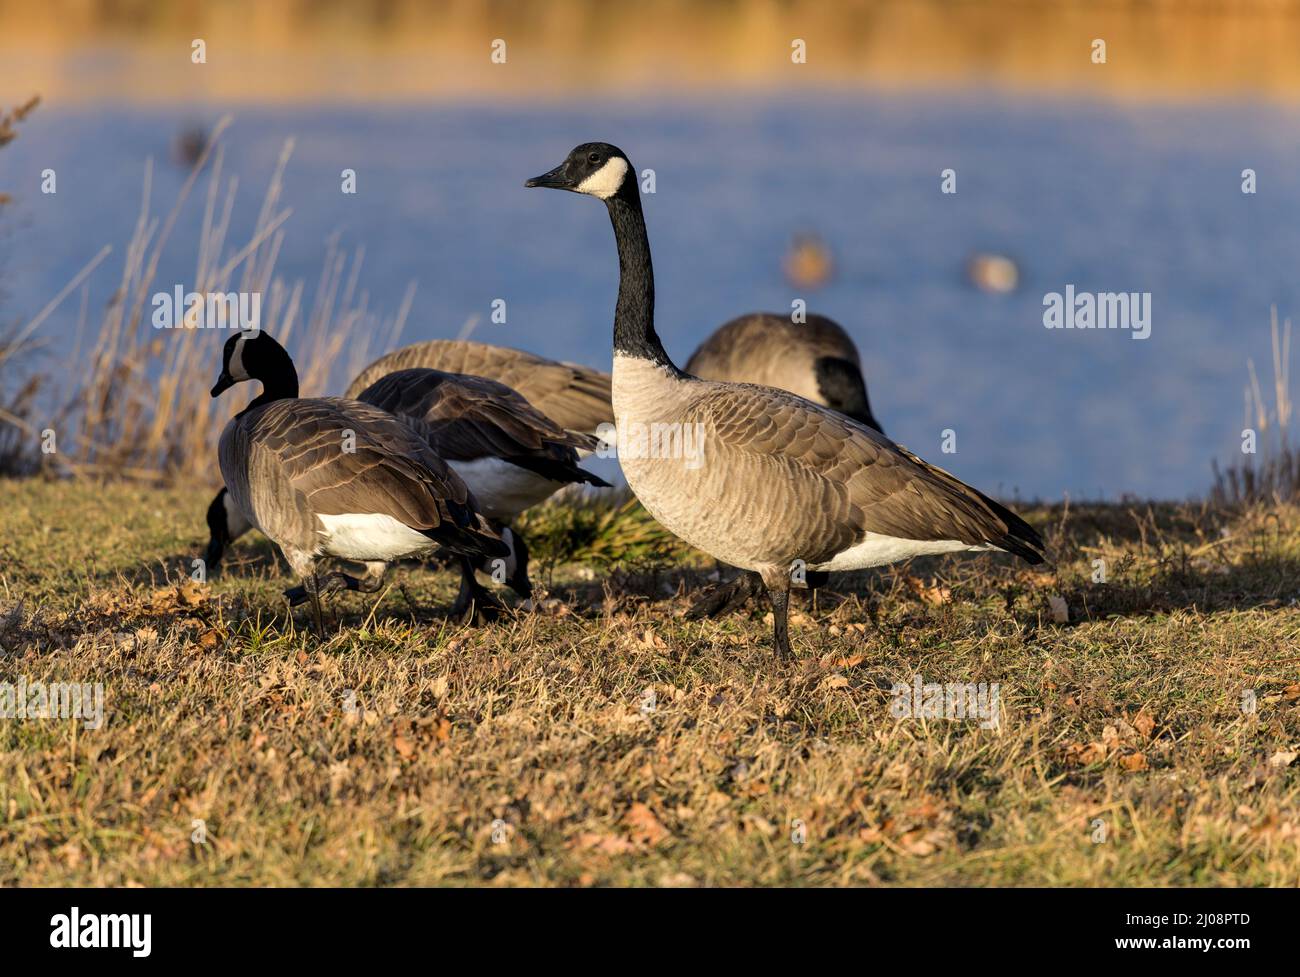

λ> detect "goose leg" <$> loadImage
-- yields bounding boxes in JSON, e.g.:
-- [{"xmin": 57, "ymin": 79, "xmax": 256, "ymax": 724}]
[
  {"xmin": 685, "ymin": 571, "xmax": 764, "ymax": 619},
  {"xmin": 284, "ymin": 562, "xmax": 388, "ymax": 606},
  {"xmin": 308, "ymin": 573, "xmax": 326, "ymax": 639},
  {"xmin": 450, "ymin": 557, "xmax": 503, "ymax": 624},
  {"xmin": 769, "ymin": 585, "xmax": 793, "ymax": 660},
  {"xmin": 805, "ymin": 570, "xmax": 829, "ymax": 615}
]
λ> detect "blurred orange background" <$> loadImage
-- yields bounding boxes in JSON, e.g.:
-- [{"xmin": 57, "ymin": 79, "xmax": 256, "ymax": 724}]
[{"xmin": 4, "ymin": 0, "xmax": 1300, "ymax": 104}]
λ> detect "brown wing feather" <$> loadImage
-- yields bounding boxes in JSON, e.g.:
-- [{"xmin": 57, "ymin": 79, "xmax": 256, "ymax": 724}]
[
  {"xmin": 346, "ymin": 340, "xmax": 613, "ymax": 434},
  {"xmin": 237, "ymin": 398, "xmax": 477, "ymax": 548},
  {"xmin": 686, "ymin": 383, "xmax": 1044, "ymax": 565},
  {"xmin": 355, "ymin": 369, "xmax": 597, "ymax": 462}
]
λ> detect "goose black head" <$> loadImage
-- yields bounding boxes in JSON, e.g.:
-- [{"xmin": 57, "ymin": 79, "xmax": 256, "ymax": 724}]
[
  {"xmin": 204, "ymin": 487, "xmax": 231, "ymax": 569},
  {"xmin": 526, "ymin": 143, "xmax": 633, "ymax": 201},
  {"xmin": 211, "ymin": 330, "xmax": 297, "ymax": 400}
]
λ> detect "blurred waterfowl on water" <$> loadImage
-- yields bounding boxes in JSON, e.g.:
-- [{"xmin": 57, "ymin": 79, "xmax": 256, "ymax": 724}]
[
  {"xmin": 527, "ymin": 140, "xmax": 1046, "ymax": 659},
  {"xmin": 966, "ymin": 252, "xmax": 1019, "ymax": 293},
  {"xmin": 172, "ymin": 124, "xmax": 209, "ymax": 168},
  {"xmin": 684, "ymin": 311, "xmax": 884, "ymax": 434},
  {"xmin": 783, "ymin": 232, "xmax": 833, "ymax": 289},
  {"xmin": 208, "ymin": 330, "xmax": 508, "ymax": 635}
]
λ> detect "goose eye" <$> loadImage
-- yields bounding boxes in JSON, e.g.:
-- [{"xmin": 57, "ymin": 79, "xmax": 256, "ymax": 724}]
[{"xmin": 588, "ymin": 152, "xmax": 601, "ymax": 164}]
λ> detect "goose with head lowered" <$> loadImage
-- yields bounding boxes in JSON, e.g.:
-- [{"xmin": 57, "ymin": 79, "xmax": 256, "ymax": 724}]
[
  {"xmin": 204, "ymin": 359, "xmax": 610, "ymax": 617},
  {"xmin": 686, "ymin": 312, "xmax": 884, "ymax": 435},
  {"xmin": 526, "ymin": 143, "xmax": 1046, "ymax": 659},
  {"xmin": 347, "ymin": 340, "xmax": 613, "ymax": 439},
  {"xmin": 209, "ymin": 329, "xmax": 508, "ymax": 635},
  {"xmin": 350, "ymin": 367, "xmax": 610, "ymax": 615}
]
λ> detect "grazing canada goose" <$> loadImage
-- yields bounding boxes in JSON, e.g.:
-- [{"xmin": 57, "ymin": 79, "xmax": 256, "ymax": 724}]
[
  {"xmin": 203, "ymin": 363, "xmax": 608, "ymax": 615},
  {"xmin": 353, "ymin": 367, "xmax": 611, "ymax": 614},
  {"xmin": 209, "ymin": 329, "xmax": 508, "ymax": 635},
  {"xmin": 526, "ymin": 142, "xmax": 1046, "ymax": 659},
  {"xmin": 203, "ymin": 486, "xmax": 251, "ymax": 570},
  {"xmin": 346, "ymin": 340, "xmax": 613, "ymax": 437},
  {"xmin": 685, "ymin": 312, "xmax": 884, "ymax": 434}
]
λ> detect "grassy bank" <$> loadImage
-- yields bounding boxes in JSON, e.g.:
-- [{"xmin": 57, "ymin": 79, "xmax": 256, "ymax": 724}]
[{"xmin": 1, "ymin": 480, "xmax": 1298, "ymax": 886}]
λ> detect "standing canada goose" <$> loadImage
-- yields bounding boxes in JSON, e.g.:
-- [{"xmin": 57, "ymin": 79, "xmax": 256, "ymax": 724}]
[
  {"xmin": 526, "ymin": 142, "xmax": 1045, "ymax": 659},
  {"xmin": 352, "ymin": 367, "xmax": 611, "ymax": 614},
  {"xmin": 685, "ymin": 312, "xmax": 884, "ymax": 435},
  {"xmin": 346, "ymin": 340, "xmax": 613, "ymax": 437},
  {"xmin": 209, "ymin": 329, "xmax": 508, "ymax": 635}
]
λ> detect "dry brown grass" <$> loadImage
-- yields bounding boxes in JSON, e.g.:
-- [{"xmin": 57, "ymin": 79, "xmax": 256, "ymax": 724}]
[
  {"xmin": 2, "ymin": 480, "xmax": 1298, "ymax": 886},
  {"xmin": 0, "ymin": 121, "xmax": 412, "ymax": 482},
  {"xmin": 1212, "ymin": 308, "xmax": 1300, "ymax": 509}
]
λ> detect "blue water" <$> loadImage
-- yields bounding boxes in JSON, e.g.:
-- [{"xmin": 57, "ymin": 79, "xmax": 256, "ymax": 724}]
[{"xmin": 4, "ymin": 92, "xmax": 1300, "ymax": 500}]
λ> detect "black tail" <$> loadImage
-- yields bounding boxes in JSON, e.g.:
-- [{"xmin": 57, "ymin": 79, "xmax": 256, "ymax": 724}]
[
  {"xmin": 424, "ymin": 501, "xmax": 511, "ymax": 561},
  {"xmin": 503, "ymin": 455, "xmax": 612, "ymax": 488},
  {"xmin": 981, "ymin": 494, "xmax": 1046, "ymax": 565}
]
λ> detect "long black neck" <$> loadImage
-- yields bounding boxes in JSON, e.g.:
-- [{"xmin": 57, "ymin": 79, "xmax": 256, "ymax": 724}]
[
  {"xmin": 605, "ymin": 186, "xmax": 678, "ymax": 371},
  {"xmin": 240, "ymin": 341, "xmax": 299, "ymax": 416}
]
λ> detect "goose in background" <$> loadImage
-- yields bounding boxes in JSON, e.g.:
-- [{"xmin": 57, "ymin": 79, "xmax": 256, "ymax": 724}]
[
  {"xmin": 209, "ymin": 329, "xmax": 508, "ymax": 635},
  {"xmin": 353, "ymin": 367, "xmax": 611, "ymax": 614},
  {"xmin": 685, "ymin": 312, "xmax": 884, "ymax": 434},
  {"xmin": 526, "ymin": 142, "xmax": 1046, "ymax": 659},
  {"xmin": 346, "ymin": 339, "xmax": 613, "ymax": 438}
]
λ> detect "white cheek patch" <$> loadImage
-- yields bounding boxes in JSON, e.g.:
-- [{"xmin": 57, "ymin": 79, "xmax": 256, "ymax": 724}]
[
  {"xmin": 577, "ymin": 157, "xmax": 629, "ymax": 199},
  {"xmin": 228, "ymin": 336, "xmax": 249, "ymax": 380}
]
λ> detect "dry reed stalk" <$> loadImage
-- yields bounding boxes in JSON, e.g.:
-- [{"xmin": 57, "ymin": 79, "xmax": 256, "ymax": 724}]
[{"xmin": 1, "ymin": 120, "xmax": 413, "ymax": 483}]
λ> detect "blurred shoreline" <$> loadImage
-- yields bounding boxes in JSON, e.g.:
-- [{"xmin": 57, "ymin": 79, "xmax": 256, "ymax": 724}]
[{"xmin": 7, "ymin": 0, "xmax": 1300, "ymax": 105}]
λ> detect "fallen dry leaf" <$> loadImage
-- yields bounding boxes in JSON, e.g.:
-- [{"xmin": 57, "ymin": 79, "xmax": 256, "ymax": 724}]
[
  {"xmin": 623, "ymin": 802, "xmax": 670, "ymax": 847},
  {"xmin": 571, "ymin": 832, "xmax": 636, "ymax": 855},
  {"xmin": 1133, "ymin": 709, "xmax": 1156, "ymax": 739},
  {"xmin": 1120, "ymin": 752, "xmax": 1149, "ymax": 772},
  {"xmin": 904, "ymin": 575, "xmax": 950, "ymax": 605}
]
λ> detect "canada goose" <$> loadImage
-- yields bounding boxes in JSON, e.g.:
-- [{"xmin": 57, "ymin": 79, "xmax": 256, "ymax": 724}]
[
  {"xmin": 526, "ymin": 142, "xmax": 1046, "ymax": 659},
  {"xmin": 203, "ymin": 363, "xmax": 608, "ymax": 616},
  {"xmin": 684, "ymin": 312, "xmax": 884, "ymax": 434},
  {"xmin": 209, "ymin": 329, "xmax": 508, "ymax": 635},
  {"xmin": 346, "ymin": 340, "xmax": 613, "ymax": 437},
  {"xmin": 353, "ymin": 367, "xmax": 611, "ymax": 614}
]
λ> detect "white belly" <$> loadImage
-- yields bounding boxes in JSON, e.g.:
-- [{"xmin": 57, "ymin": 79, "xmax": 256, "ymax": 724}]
[
  {"xmin": 813, "ymin": 533, "xmax": 990, "ymax": 571},
  {"xmin": 449, "ymin": 457, "xmax": 559, "ymax": 521},
  {"xmin": 315, "ymin": 512, "xmax": 434, "ymax": 561}
]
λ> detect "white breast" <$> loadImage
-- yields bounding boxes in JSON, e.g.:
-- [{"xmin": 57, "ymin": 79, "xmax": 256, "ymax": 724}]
[{"xmin": 315, "ymin": 512, "xmax": 435, "ymax": 561}]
